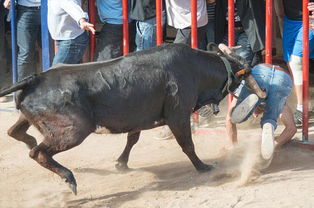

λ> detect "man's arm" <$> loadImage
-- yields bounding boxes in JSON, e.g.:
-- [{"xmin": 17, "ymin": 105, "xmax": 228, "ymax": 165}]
[
  {"xmin": 225, "ymin": 98, "xmax": 238, "ymax": 149},
  {"xmin": 274, "ymin": 104, "xmax": 297, "ymax": 148}
]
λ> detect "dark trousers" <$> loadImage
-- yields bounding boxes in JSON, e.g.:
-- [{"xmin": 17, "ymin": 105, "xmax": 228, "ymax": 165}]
[
  {"xmin": 95, "ymin": 21, "xmax": 136, "ymax": 61},
  {"xmin": 173, "ymin": 25, "xmax": 207, "ymax": 50}
]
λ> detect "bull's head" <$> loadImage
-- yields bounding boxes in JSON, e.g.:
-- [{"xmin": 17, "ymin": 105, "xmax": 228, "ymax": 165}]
[{"xmin": 216, "ymin": 44, "xmax": 266, "ymax": 99}]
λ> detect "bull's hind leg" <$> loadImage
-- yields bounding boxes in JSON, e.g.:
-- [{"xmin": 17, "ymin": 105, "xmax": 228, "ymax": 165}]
[
  {"xmin": 29, "ymin": 114, "xmax": 94, "ymax": 194},
  {"xmin": 8, "ymin": 113, "xmax": 37, "ymax": 149},
  {"xmin": 167, "ymin": 115, "xmax": 213, "ymax": 172},
  {"xmin": 116, "ymin": 131, "xmax": 140, "ymax": 171}
]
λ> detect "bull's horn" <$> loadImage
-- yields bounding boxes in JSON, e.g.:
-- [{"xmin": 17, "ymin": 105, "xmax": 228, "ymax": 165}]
[
  {"xmin": 230, "ymin": 45, "xmax": 242, "ymax": 50},
  {"xmin": 245, "ymin": 75, "xmax": 266, "ymax": 98},
  {"xmin": 218, "ymin": 43, "xmax": 233, "ymax": 54},
  {"xmin": 218, "ymin": 44, "xmax": 242, "ymax": 54}
]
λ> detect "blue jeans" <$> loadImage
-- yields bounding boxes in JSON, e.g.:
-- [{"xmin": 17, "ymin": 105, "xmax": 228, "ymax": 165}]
[
  {"xmin": 52, "ymin": 31, "xmax": 88, "ymax": 65},
  {"xmin": 235, "ymin": 64, "xmax": 292, "ymax": 129},
  {"xmin": 135, "ymin": 12, "xmax": 166, "ymax": 51},
  {"xmin": 16, "ymin": 5, "xmax": 41, "ymax": 81}
]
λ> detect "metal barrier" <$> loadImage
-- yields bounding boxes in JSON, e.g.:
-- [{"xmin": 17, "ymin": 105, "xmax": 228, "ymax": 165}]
[
  {"xmin": 302, "ymin": 0, "xmax": 310, "ymax": 142},
  {"xmin": 265, "ymin": 0, "xmax": 273, "ymax": 64},
  {"xmin": 9, "ymin": 0, "xmax": 17, "ymax": 83},
  {"xmin": 41, "ymin": 0, "xmax": 51, "ymax": 71},
  {"xmin": 156, "ymin": 0, "xmax": 163, "ymax": 46},
  {"xmin": 88, "ymin": 0, "xmax": 96, "ymax": 61},
  {"xmin": 228, "ymin": 0, "xmax": 235, "ymax": 104}
]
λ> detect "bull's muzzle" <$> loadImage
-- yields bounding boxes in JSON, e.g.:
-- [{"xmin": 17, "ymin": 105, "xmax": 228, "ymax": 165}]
[{"xmin": 245, "ymin": 75, "xmax": 266, "ymax": 99}]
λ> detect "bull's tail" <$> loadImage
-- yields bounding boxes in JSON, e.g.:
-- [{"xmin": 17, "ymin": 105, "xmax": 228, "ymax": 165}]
[{"xmin": 0, "ymin": 74, "xmax": 39, "ymax": 97}]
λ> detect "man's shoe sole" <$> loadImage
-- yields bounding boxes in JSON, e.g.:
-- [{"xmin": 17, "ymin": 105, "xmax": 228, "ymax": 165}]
[{"xmin": 231, "ymin": 94, "xmax": 259, "ymax": 123}]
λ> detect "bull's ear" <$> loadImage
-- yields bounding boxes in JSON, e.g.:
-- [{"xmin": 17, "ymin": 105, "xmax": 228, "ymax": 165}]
[{"xmin": 206, "ymin": 42, "xmax": 219, "ymax": 52}]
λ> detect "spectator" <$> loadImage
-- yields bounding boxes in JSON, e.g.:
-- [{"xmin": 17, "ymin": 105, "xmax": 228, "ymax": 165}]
[
  {"xmin": 95, "ymin": 0, "xmax": 136, "ymax": 61},
  {"xmin": 308, "ymin": 2, "xmax": 314, "ymax": 30},
  {"xmin": 48, "ymin": 0, "xmax": 95, "ymax": 65},
  {"xmin": 0, "ymin": 1, "xmax": 8, "ymax": 76},
  {"xmin": 165, "ymin": 0, "xmax": 208, "ymax": 50},
  {"xmin": 225, "ymin": 64, "xmax": 295, "ymax": 161},
  {"xmin": 130, "ymin": 0, "xmax": 166, "ymax": 51},
  {"xmin": 215, "ymin": 0, "xmax": 265, "ymax": 67},
  {"xmin": 3, "ymin": 0, "xmax": 41, "ymax": 81},
  {"xmin": 282, "ymin": 0, "xmax": 314, "ymax": 126},
  {"xmin": 274, "ymin": 0, "xmax": 284, "ymax": 37},
  {"xmin": 206, "ymin": 0, "xmax": 216, "ymax": 45}
]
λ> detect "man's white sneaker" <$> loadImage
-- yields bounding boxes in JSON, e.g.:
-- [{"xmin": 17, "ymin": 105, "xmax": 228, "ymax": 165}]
[
  {"xmin": 231, "ymin": 94, "xmax": 259, "ymax": 123},
  {"xmin": 261, "ymin": 123, "xmax": 275, "ymax": 160}
]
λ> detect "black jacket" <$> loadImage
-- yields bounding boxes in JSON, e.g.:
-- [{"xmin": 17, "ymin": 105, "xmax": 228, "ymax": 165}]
[
  {"xmin": 215, "ymin": 0, "xmax": 265, "ymax": 53},
  {"xmin": 130, "ymin": 0, "xmax": 157, "ymax": 21}
]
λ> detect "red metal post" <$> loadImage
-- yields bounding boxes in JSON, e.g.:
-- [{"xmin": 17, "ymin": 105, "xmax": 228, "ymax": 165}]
[
  {"xmin": 191, "ymin": 0, "xmax": 198, "ymax": 49},
  {"xmin": 156, "ymin": 0, "xmax": 163, "ymax": 45},
  {"xmin": 302, "ymin": 0, "xmax": 309, "ymax": 141},
  {"xmin": 191, "ymin": 0, "xmax": 198, "ymax": 121},
  {"xmin": 228, "ymin": 0, "xmax": 235, "ymax": 47},
  {"xmin": 122, "ymin": 0, "xmax": 129, "ymax": 55},
  {"xmin": 88, "ymin": 0, "xmax": 96, "ymax": 61},
  {"xmin": 265, "ymin": 0, "xmax": 273, "ymax": 64},
  {"xmin": 228, "ymin": 0, "xmax": 235, "ymax": 103}
]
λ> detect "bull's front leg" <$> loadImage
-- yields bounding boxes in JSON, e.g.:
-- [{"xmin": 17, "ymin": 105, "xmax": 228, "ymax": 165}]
[
  {"xmin": 115, "ymin": 131, "xmax": 141, "ymax": 171},
  {"xmin": 167, "ymin": 115, "xmax": 213, "ymax": 172}
]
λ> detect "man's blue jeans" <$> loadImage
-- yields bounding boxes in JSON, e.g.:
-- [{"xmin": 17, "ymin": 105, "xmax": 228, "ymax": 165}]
[
  {"xmin": 235, "ymin": 64, "xmax": 292, "ymax": 129},
  {"xmin": 135, "ymin": 12, "xmax": 166, "ymax": 51},
  {"xmin": 52, "ymin": 31, "xmax": 88, "ymax": 65},
  {"xmin": 16, "ymin": 5, "xmax": 41, "ymax": 81}
]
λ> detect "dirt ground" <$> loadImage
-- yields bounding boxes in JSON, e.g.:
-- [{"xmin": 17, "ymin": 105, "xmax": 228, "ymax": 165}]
[{"xmin": 1, "ymin": 96, "xmax": 314, "ymax": 208}]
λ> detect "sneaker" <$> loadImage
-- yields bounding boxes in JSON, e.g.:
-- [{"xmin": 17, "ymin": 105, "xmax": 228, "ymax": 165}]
[
  {"xmin": 231, "ymin": 94, "xmax": 259, "ymax": 123},
  {"xmin": 293, "ymin": 110, "xmax": 302, "ymax": 127},
  {"xmin": 261, "ymin": 123, "xmax": 275, "ymax": 160}
]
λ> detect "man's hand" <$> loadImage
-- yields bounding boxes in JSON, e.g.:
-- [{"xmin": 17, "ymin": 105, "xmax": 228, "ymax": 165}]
[
  {"xmin": 79, "ymin": 18, "xmax": 96, "ymax": 35},
  {"xmin": 3, "ymin": 0, "xmax": 10, "ymax": 9}
]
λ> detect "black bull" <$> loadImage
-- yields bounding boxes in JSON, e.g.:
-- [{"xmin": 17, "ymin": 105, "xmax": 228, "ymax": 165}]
[{"xmin": 0, "ymin": 43, "xmax": 259, "ymax": 194}]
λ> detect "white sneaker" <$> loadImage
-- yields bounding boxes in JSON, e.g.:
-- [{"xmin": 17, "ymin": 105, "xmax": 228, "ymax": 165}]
[
  {"xmin": 261, "ymin": 123, "xmax": 275, "ymax": 160},
  {"xmin": 231, "ymin": 94, "xmax": 259, "ymax": 123}
]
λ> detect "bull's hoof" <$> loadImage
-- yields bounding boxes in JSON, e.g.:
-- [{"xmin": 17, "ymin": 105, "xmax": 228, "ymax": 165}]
[
  {"xmin": 196, "ymin": 164, "xmax": 213, "ymax": 173},
  {"xmin": 26, "ymin": 139, "xmax": 37, "ymax": 150},
  {"xmin": 115, "ymin": 162, "xmax": 129, "ymax": 172},
  {"xmin": 64, "ymin": 174, "xmax": 77, "ymax": 195}
]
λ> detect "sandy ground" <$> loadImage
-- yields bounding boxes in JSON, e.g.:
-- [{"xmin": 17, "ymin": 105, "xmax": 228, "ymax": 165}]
[{"xmin": 1, "ymin": 97, "xmax": 314, "ymax": 208}]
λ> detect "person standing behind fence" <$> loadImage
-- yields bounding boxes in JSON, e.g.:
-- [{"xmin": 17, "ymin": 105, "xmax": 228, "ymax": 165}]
[
  {"xmin": 130, "ymin": 0, "xmax": 166, "ymax": 51},
  {"xmin": 165, "ymin": 0, "xmax": 208, "ymax": 50},
  {"xmin": 95, "ymin": 0, "xmax": 136, "ymax": 61},
  {"xmin": 282, "ymin": 0, "xmax": 314, "ymax": 126},
  {"xmin": 48, "ymin": 0, "xmax": 95, "ymax": 65},
  {"xmin": 206, "ymin": 0, "xmax": 215, "ymax": 45},
  {"xmin": 215, "ymin": 0, "xmax": 265, "ymax": 67},
  {"xmin": 3, "ymin": 0, "xmax": 41, "ymax": 81}
]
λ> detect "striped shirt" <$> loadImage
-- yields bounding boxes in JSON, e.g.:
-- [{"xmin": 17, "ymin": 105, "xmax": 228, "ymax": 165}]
[{"xmin": 207, "ymin": 2, "xmax": 216, "ymax": 21}]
